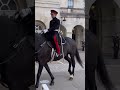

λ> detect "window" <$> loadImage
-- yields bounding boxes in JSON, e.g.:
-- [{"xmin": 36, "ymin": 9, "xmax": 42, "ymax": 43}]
[
  {"xmin": 35, "ymin": 21, "xmax": 46, "ymax": 31},
  {"xmin": 68, "ymin": 0, "xmax": 74, "ymax": 8},
  {"xmin": 0, "ymin": 0, "xmax": 17, "ymax": 10}
]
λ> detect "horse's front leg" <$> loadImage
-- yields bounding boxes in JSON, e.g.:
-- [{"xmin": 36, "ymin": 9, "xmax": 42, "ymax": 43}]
[
  {"xmin": 35, "ymin": 63, "xmax": 43, "ymax": 88},
  {"xmin": 44, "ymin": 63, "xmax": 55, "ymax": 86},
  {"xmin": 9, "ymin": 83, "xmax": 30, "ymax": 90},
  {"xmin": 69, "ymin": 54, "xmax": 75, "ymax": 80}
]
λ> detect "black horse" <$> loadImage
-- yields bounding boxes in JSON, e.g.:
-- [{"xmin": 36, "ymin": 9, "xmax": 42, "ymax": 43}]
[
  {"xmin": 0, "ymin": 7, "xmax": 35, "ymax": 90},
  {"xmin": 85, "ymin": 30, "xmax": 115, "ymax": 90},
  {"xmin": 35, "ymin": 31, "xmax": 84, "ymax": 88}
]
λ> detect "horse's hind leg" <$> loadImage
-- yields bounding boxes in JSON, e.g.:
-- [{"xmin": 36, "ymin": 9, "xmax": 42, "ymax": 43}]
[
  {"xmin": 35, "ymin": 63, "xmax": 43, "ymax": 88},
  {"xmin": 64, "ymin": 56, "xmax": 72, "ymax": 75},
  {"xmin": 44, "ymin": 63, "xmax": 55, "ymax": 86},
  {"xmin": 9, "ymin": 84, "xmax": 30, "ymax": 90},
  {"xmin": 69, "ymin": 54, "xmax": 75, "ymax": 80}
]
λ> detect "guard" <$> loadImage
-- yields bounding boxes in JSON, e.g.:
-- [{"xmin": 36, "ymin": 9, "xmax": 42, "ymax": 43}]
[{"xmin": 43, "ymin": 10, "xmax": 61, "ymax": 56}]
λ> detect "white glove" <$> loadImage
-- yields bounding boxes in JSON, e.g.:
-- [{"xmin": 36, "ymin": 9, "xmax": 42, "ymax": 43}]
[{"xmin": 43, "ymin": 29, "xmax": 48, "ymax": 33}]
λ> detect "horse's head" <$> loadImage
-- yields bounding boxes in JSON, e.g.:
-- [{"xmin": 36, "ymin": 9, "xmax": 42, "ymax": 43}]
[
  {"xmin": 0, "ymin": 7, "xmax": 35, "ymax": 60},
  {"xmin": 35, "ymin": 30, "xmax": 46, "ymax": 51},
  {"xmin": 35, "ymin": 30, "xmax": 46, "ymax": 43},
  {"xmin": 0, "ymin": 16, "xmax": 18, "ymax": 59},
  {"xmin": 0, "ymin": 15, "xmax": 31, "ymax": 62}
]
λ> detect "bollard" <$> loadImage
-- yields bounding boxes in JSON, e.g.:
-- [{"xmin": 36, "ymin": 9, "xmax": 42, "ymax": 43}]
[
  {"xmin": 40, "ymin": 80, "xmax": 50, "ymax": 90},
  {"xmin": 41, "ymin": 84, "xmax": 49, "ymax": 90}
]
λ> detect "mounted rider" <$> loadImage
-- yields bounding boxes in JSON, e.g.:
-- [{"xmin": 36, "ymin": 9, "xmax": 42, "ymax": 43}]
[{"xmin": 43, "ymin": 10, "xmax": 61, "ymax": 57}]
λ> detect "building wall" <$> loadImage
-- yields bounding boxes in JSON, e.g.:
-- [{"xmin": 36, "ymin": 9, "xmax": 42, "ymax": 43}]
[
  {"xmin": 26, "ymin": 0, "xmax": 34, "ymax": 7},
  {"xmin": 35, "ymin": 0, "xmax": 60, "ymax": 28},
  {"xmin": 60, "ymin": 0, "xmax": 85, "ymax": 8},
  {"xmin": 0, "ymin": 0, "xmax": 32, "ymax": 16},
  {"xmin": 86, "ymin": 0, "xmax": 120, "ymax": 56},
  {"xmin": 35, "ymin": 0, "xmax": 85, "ymax": 49},
  {"xmin": 85, "ymin": 0, "xmax": 120, "ymax": 29}
]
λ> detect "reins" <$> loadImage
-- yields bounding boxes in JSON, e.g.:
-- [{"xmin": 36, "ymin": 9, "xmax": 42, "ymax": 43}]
[
  {"xmin": 35, "ymin": 41, "xmax": 47, "ymax": 54},
  {"xmin": 0, "ymin": 37, "xmax": 26, "ymax": 65}
]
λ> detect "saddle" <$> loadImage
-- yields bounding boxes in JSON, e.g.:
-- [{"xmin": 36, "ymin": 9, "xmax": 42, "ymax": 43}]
[
  {"xmin": 47, "ymin": 34, "xmax": 66, "ymax": 61},
  {"xmin": 47, "ymin": 33, "xmax": 66, "ymax": 47}
]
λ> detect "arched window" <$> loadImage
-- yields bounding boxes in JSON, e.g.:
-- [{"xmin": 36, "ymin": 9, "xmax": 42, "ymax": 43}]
[
  {"xmin": 35, "ymin": 20, "xmax": 46, "ymax": 31},
  {"xmin": 0, "ymin": 0, "xmax": 17, "ymax": 10},
  {"xmin": 68, "ymin": 0, "xmax": 74, "ymax": 8},
  {"xmin": 0, "ymin": 0, "xmax": 18, "ymax": 16}
]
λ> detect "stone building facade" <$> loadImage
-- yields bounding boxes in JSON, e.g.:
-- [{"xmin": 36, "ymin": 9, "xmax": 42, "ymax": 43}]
[
  {"xmin": 0, "ymin": 0, "xmax": 34, "ymax": 16},
  {"xmin": 35, "ymin": 0, "xmax": 85, "ymax": 49},
  {"xmin": 86, "ymin": 0, "xmax": 120, "ymax": 57}
]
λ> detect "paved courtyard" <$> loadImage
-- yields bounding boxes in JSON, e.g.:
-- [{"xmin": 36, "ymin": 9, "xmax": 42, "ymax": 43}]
[{"xmin": 35, "ymin": 51, "xmax": 85, "ymax": 90}]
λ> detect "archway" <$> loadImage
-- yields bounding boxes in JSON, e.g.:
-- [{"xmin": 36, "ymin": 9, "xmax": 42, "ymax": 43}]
[
  {"xmin": 60, "ymin": 25, "xmax": 67, "ymax": 37},
  {"xmin": 89, "ymin": 1, "xmax": 97, "ymax": 35},
  {"xmin": 89, "ymin": 0, "xmax": 119, "ymax": 57},
  {"xmin": 0, "ymin": 0, "xmax": 18, "ymax": 16},
  {"xmin": 72, "ymin": 25, "xmax": 84, "ymax": 50},
  {"xmin": 35, "ymin": 20, "xmax": 46, "ymax": 31}
]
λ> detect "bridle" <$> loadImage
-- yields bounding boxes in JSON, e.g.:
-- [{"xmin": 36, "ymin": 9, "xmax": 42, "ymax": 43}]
[
  {"xmin": 0, "ymin": 37, "xmax": 26, "ymax": 65},
  {"xmin": 35, "ymin": 31, "xmax": 46, "ymax": 54},
  {"xmin": 0, "ymin": 7, "xmax": 34, "ymax": 88},
  {"xmin": 0, "ymin": 7, "xmax": 34, "ymax": 65},
  {"xmin": 35, "ymin": 41, "xmax": 47, "ymax": 54}
]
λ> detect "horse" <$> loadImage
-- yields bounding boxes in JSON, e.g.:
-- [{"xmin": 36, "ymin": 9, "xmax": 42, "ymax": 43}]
[
  {"xmin": 85, "ymin": 30, "xmax": 115, "ymax": 90},
  {"xmin": 0, "ymin": 7, "xmax": 35, "ymax": 90},
  {"xmin": 35, "ymin": 31, "xmax": 84, "ymax": 88}
]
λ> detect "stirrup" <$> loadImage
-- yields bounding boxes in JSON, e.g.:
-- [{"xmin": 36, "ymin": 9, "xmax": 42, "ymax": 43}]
[{"xmin": 56, "ymin": 53, "xmax": 62, "ymax": 57}]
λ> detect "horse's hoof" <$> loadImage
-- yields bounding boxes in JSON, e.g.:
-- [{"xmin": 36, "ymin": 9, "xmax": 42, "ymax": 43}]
[
  {"xmin": 50, "ymin": 81, "xmax": 54, "ymax": 86},
  {"xmin": 35, "ymin": 84, "xmax": 38, "ymax": 88},
  {"xmin": 69, "ymin": 77, "xmax": 73, "ymax": 80},
  {"xmin": 69, "ymin": 75, "xmax": 74, "ymax": 80}
]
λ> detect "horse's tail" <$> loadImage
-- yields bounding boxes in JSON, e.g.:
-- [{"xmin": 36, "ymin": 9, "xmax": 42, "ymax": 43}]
[
  {"xmin": 96, "ymin": 50, "xmax": 115, "ymax": 90},
  {"xmin": 0, "ymin": 82, "xmax": 8, "ymax": 88},
  {"xmin": 75, "ymin": 49, "xmax": 84, "ymax": 68}
]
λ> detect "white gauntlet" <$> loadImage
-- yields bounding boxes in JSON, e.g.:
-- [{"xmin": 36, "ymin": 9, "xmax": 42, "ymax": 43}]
[{"xmin": 43, "ymin": 29, "xmax": 48, "ymax": 33}]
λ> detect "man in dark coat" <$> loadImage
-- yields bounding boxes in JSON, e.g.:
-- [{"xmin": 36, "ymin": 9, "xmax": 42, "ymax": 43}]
[{"xmin": 43, "ymin": 10, "xmax": 61, "ymax": 56}]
